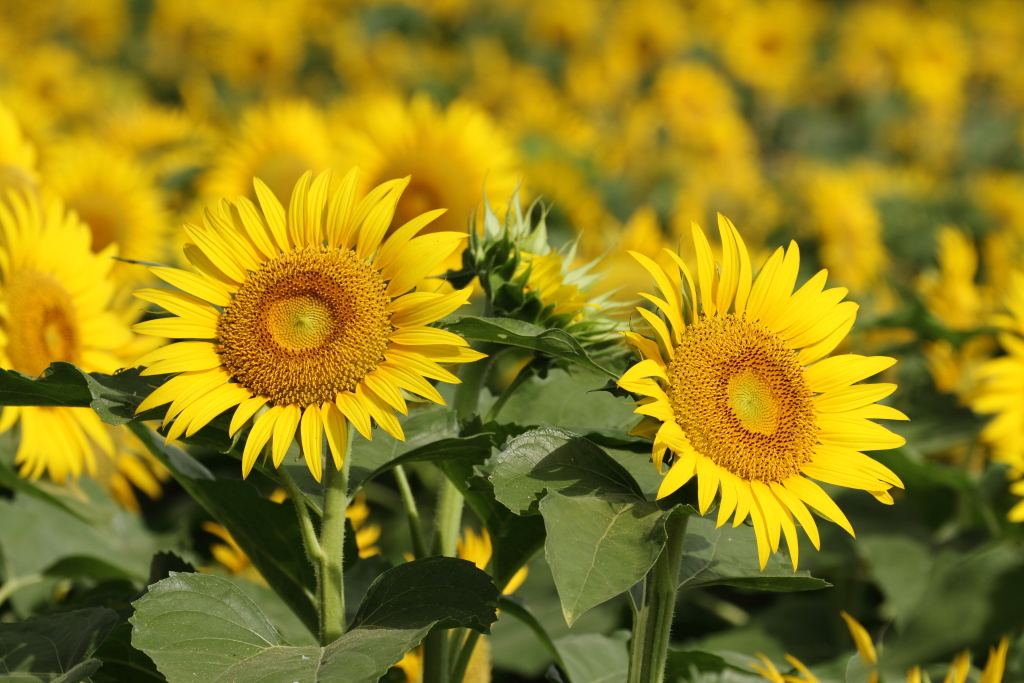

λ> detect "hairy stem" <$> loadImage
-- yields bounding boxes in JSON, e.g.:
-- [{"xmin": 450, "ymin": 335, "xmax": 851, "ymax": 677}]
[
  {"xmin": 279, "ymin": 465, "xmax": 324, "ymax": 605},
  {"xmin": 318, "ymin": 428, "xmax": 353, "ymax": 646},
  {"xmin": 628, "ymin": 515, "xmax": 689, "ymax": 683}
]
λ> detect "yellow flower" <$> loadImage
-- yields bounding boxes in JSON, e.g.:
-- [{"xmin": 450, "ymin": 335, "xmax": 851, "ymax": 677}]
[
  {"xmin": 346, "ymin": 493, "xmax": 382, "ymax": 558},
  {"xmin": 799, "ymin": 169, "xmax": 888, "ymax": 296},
  {"xmin": 922, "ymin": 337, "xmax": 994, "ymax": 404},
  {"xmin": 971, "ymin": 273, "xmax": 1024, "ymax": 517},
  {"xmin": 43, "ymin": 138, "xmax": 169, "ymax": 286},
  {"xmin": 457, "ymin": 527, "xmax": 528, "ymax": 595},
  {"xmin": 836, "ymin": 3, "xmax": 912, "ymax": 95},
  {"xmin": 396, "ymin": 649, "xmax": 423, "ymax": 683},
  {"xmin": 916, "ymin": 227, "xmax": 987, "ymax": 331},
  {"xmin": 0, "ymin": 190, "xmax": 165, "ymax": 501},
  {"xmin": 211, "ymin": 0, "xmax": 305, "ymax": 91},
  {"xmin": 333, "ymin": 92, "xmax": 518, "ymax": 242},
  {"xmin": 200, "ymin": 99, "xmax": 336, "ymax": 206},
  {"xmin": 202, "ymin": 521, "xmax": 268, "ymax": 586},
  {"xmin": 754, "ymin": 612, "xmax": 1009, "ymax": 683},
  {"xmin": 0, "ymin": 99, "xmax": 37, "ymax": 197},
  {"xmin": 133, "ymin": 168, "xmax": 484, "ymax": 482},
  {"xmin": 618, "ymin": 216, "xmax": 907, "ymax": 568},
  {"xmin": 719, "ymin": 0, "xmax": 820, "ymax": 101}
]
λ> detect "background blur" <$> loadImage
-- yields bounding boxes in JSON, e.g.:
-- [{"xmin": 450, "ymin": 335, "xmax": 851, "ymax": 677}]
[{"xmin": 3, "ymin": 0, "xmax": 1024, "ymax": 680}]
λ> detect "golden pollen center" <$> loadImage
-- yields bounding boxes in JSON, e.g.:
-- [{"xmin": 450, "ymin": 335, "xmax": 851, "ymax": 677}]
[
  {"xmin": 666, "ymin": 314, "xmax": 817, "ymax": 483},
  {"xmin": 217, "ymin": 246, "xmax": 392, "ymax": 407},
  {"xmin": 5, "ymin": 270, "xmax": 81, "ymax": 376}
]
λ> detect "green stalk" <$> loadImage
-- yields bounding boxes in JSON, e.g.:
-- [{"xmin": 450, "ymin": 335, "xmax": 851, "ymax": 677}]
[
  {"xmin": 279, "ymin": 465, "xmax": 324, "ymax": 616},
  {"xmin": 450, "ymin": 630, "xmax": 482, "ymax": 683},
  {"xmin": 317, "ymin": 428, "xmax": 354, "ymax": 645},
  {"xmin": 483, "ymin": 361, "xmax": 534, "ymax": 424},
  {"xmin": 394, "ymin": 464, "xmax": 428, "ymax": 559},
  {"xmin": 433, "ymin": 476, "xmax": 464, "ymax": 558},
  {"xmin": 628, "ymin": 515, "xmax": 689, "ymax": 683}
]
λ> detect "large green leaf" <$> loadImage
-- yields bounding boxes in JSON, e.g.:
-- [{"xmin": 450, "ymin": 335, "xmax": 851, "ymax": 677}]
[
  {"xmin": 540, "ymin": 492, "xmax": 677, "ymax": 626},
  {"xmin": 131, "ymin": 565, "xmax": 497, "ymax": 683},
  {"xmin": 0, "ymin": 363, "xmax": 162, "ymax": 425},
  {"xmin": 491, "ymin": 428, "xmax": 645, "ymax": 514},
  {"xmin": 350, "ymin": 556, "xmax": 500, "ymax": 634},
  {"xmin": 353, "ymin": 433, "xmax": 493, "ymax": 494},
  {"xmin": 438, "ymin": 316, "xmax": 615, "ymax": 377},
  {"xmin": 553, "ymin": 633, "xmax": 630, "ymax": 683},
  {"xmin": 128, "ymin": 422, "xmax": 318, "ymax": 636},
  {"xmin": 677, "ymin": 516, "xmax": 829, "ymax": 592},
  {"xmin": 91, "ymin": 622, "xmax": 164, "ymax": 683},
  {"xmin": 0, "ymin": 607, "xmax": 117, "ymax": 682},
  {"xmin": 347, "ymin": 407, "xmax": 460, "ymax": 491}
]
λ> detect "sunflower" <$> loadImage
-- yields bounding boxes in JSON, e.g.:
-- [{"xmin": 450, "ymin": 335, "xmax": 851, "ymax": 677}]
[
  {"xmin": 0, "ymin": 190, "xmax": 169, "ymax": 503},
  {"xmin": 617, "ymin": 216, "xmax": 907, "ymax": 568},
  {"xmin": 43, "ymin": 138, "xmax": 169, "ymax": 284},
  {"xmin": 971, "ymin": 272, "xmax": 1024, "ymax": 519},
  {"xmin": 753, "ymin": 611, "xmax": 1009, "ymax": 683},
  {"xmin": 0, "ymin": 99, "xmax": 37, "ymax": 200},
  {"xmin": 200, "ymin": 99, "xmax": 335, "ymax": 205},
  {"xmin": 133, "ymin": 168, "xmax": 483, "ymax": 482},
  {"xmin": 333, "ymin": 92, "xmax": 518, "ymax": 240}
]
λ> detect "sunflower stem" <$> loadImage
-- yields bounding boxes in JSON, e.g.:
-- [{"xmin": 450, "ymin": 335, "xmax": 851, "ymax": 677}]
[
  {"xmin": 394, "ymin": 464, "xmax": 428, "ymax": 559},
  {"xmin": 318, "ymin": 429, "xmax": 352, "ymax": 646},
  {"xmin": 450, "ymin": 630, "xmax": 482, "ymax": 683},
  {"xmin": 484, "ymin": 361, "xmax": 534, "ymax": 424},
  {"xmin": 279, "ymin": 465, "xmax": 324, "ymax": 574},
  {"xmin": 628, "ymin": 514, "xmax": 688, "ymax": 683}
]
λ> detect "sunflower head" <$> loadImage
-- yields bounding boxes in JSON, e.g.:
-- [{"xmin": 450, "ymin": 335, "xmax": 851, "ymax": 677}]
[
  {"xmin": 618, "ymin": 214, "xmax": 908, "ymax": 568},
  {"xmin": 133, "ymin": 167, "xmax": 485, "ymax": 482},
  {"xmin": 452, "ymin": 189, "xmax": 628, "ymax": 366}
]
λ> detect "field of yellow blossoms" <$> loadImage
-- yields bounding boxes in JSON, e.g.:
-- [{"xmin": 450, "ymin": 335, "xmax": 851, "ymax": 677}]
[{"xmin": 1, "ymin": 1, "xmax": 1023, "ymax": 683}]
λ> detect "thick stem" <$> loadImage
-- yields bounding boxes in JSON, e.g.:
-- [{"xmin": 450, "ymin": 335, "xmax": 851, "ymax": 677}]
[
  {"xmin": 628, "ymin": 515, "xmax": 689, "ymax": 683},
  {"xmin": 433, "ymin": 477, "xmax": 464, "ymax": 558},
  {"xmin": 394, "ymin": 464, "xmax": 428, "ymax": 559},
  {"xmin": 484, "ymin": 362, "xmax": 534, "ymax": 424},
  {"xmin": 318, "ymin": 429, "xmax": 353, "ymax": 646},
  {"xmin": 423, "ymin": 631, "xmax": 449, "ymax": 683},
  {"xmin": 450, "ymin": 630, "xmax": 482, "ymax": 683}
]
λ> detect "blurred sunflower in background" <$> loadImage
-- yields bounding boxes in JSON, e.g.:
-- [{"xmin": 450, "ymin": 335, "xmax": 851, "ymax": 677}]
[{"xmin": 0, "ymin": 189, "xmax": 166, "ymax": 509}]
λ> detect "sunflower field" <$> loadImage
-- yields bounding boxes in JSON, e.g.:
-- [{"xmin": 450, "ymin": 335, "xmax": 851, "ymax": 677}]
[{"xmin": 2, "ymin": 1, "xmax": 1024, "ymax": 682}]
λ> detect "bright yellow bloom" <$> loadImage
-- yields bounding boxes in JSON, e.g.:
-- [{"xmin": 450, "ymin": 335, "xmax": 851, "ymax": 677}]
[
  {"xmin": 0, "ymin": 190, "xmax": 167, "ymax": 505},
  {"xmin": 334, "ymin": 92, "xmax": 518, "ymax": 242},
  {"xmin": 755, "ymin": 612, "xmax": 1009, "ymax": 683},
  {"xmin": 43, "ymin": 138, "xmax": 169, "ymax": 285},
  {"xmin": 200, "ymin": 100, "xmax": 336, "ymax": 206},
  {"xmin": 971, "ymin": 273, "xmax": 1024, "ymax": 519},
  {"xmin": 618, "ymin": 216, "xmax": 907, "ymax": 568},
  {"xmin": 917, "ymin": 227, "xmax": 987, "ymax": 331},
  {"xmin": 133, "ymin": 168, "xmax": 483, "ymax": 482},
  {"xmin": 0, "ymin": 99, "xmax": 37, "ymax": 197}
]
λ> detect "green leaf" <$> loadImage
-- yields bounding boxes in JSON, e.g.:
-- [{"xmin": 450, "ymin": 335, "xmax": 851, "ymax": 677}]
[
  {"xmin": 677, "ymin": 516, "xmax": 830, "ymax": 592},
  {"xmin": 438, "ymin": 316, "xmax": 615, "ymax": 377},
  {"xmin": 540, "ymin": 492, "xmax": 675, "ymax": 626},
  {"xmin": 438, "ymin": 457, "xmax": 547, "ymax": 591},
  {"xmin": 130, "ymin": 571, "xmax": 491, "ymax": 683},
  {"xmin": 0, "ymin": 607, "xmax": 117, "ymax": 681},
  {"xmin": 91, "ymin": 622, "xmax": 164, "ymax": 683},
  {"xmin": 128, "ymin": 421, "xmax": 319, "ymax": 636},
  {"xmin": 0, "ymin": 363, "xmax": 162, "ymax": 425},
  {"xmin": 664, "ymin": 648, "xmax": 748, "ymax": 682},
  {"xmin": 496, "ymin": 596, "xmax": 565, "ymax": 669},
  {"xmin": 553, "ymin": 633, "xmax": 629, "ymax": 683},
  {"xmin": 43, "ymin": 556, "xmax": 140, "ymax": 583},
  {"xmin": 351, "ymin": 556, "xmax": 499, "ymax": 634},
  {"xmin": 354, "ymin": 434, "xmax": 493, "ymax": 493},
  {"xmin": 492, "ymin": 428, "xmax": 645, "ymax": 514},
  {"xmin": 348, "ymin": 407, "xmax": 460, "ymax": 492},
  {"xmin": 0, "ymin": 456, "xmax": 93, "ymax": 523}
]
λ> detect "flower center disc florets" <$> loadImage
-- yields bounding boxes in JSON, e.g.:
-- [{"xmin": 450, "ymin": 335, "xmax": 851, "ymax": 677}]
[
  {"xmin": 6, "ymin": 270, "xmax": 81, "ymax": 376},
  {"xmin": 217, "ymin": 245, "xmax": 392, "ymax": 406},
  {"xmin": 666, "ymin": 314, "xmax": 817, "ymax": 482}
]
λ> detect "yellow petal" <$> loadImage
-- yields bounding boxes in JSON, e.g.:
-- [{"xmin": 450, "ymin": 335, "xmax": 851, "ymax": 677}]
[
  {"xmin": 804, "ymin": 355, "xmax": 896, "ymax": 393},
  {"xmin": 242, "ymin": 405, "xmax": 280, "ymax": 477},
  {"xmin": 326, "ymin": 166, "xmax": 360, "ymax": 248},
  {"xmin": 230, "ymin": 396, "xmax": 269, "ymax": 436},
  {"xmin": 389, "ymin": 288, "xmax": 472, "ymax": 328},
  {"xmin": 322, "ymin": 402, "xmax": 348, "ymax": 469},
  {"xmin": 254, "ymin": 177, "xmax": 289, "ymax": 252},
  {"xmin": 301, "ymin": 404, "xmax": 324, "ymax": 483},
  {"xmin": 151, "ymin": 266, "xmax": 233, "ymax": 307},
  {"xmin": 272, "ymin": 404, "xmax": 301, "ymax": 467}
]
